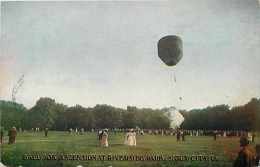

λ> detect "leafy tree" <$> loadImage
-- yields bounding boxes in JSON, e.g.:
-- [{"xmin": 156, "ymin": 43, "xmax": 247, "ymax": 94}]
[
  {"xmin": 28, "ymin": 97, "xmax": 57, "ymax": 129},
  {"xmin": 0, "ymin": 101, "xmax": 26, "ymax": 130}
]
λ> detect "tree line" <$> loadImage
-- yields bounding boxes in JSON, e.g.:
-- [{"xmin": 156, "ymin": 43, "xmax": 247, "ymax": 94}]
[
  {"xmin": 181, "ymin": 98, "xmax": 260, "ymax": 131},
  {"xmin": 0, "ymin": 97, "xmax": 259, "ymax": 131}
]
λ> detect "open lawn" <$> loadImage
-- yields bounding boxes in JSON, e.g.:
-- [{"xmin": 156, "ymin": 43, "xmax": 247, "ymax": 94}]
[{"xmin": 1, "ymin": 131, "xmax": 259, "ymax": 167}]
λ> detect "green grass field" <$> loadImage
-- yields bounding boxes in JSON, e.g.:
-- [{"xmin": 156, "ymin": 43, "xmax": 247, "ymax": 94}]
[{"xmin": 1, "ymin": 131, "xmax": 259, "ymax": 167}]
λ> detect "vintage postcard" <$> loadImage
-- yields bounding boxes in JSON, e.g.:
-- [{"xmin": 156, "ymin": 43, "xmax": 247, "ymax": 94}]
[{"xmin": 1, "ymin": 1, "xmax": 260, "ymax": 167}]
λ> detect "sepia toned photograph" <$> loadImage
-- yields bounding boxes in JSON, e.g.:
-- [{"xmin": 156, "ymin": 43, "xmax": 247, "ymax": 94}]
[{"xmin": 0, "ymin": 1, "xmax": 260, "ymax": 167}]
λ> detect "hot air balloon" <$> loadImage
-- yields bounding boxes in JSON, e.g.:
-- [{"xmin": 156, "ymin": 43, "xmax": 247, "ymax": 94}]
[{"xmin": 157, "ymin": 35, "xmax": 183, "ymax": 66}]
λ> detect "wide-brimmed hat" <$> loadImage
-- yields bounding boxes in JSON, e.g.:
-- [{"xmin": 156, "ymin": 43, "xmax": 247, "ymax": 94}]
[{"xmin": 240, "ymin": 136, "xmax": 249, "ymax": 146}]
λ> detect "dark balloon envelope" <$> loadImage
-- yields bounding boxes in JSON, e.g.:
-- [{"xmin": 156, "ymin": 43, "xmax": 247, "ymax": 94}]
[{"xmin": 158, "ymin": 35, "xmax": 183, "ymax": 66}]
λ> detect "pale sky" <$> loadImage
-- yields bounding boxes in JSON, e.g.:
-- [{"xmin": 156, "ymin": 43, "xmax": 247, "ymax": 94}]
[{"xmin": 1, "ymin": 0, "xmax": 260, "ymax": 110}]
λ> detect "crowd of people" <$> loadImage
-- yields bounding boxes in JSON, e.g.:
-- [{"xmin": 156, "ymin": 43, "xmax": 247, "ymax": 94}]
[
  {"xmin": 0, "ymin": 127, "xmax": 17, "ymax": 144},
  {"xmin": 0, "ymin": 127, "xmax": 257, "ymax": 143},
  {"xmin": 1, "ymin": 126, "xmax": 259, "ymax": 167}
]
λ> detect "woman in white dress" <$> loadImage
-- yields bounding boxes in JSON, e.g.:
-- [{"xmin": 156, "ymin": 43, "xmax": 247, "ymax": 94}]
[
  {"xmin": 100, "ymin": 129, "xmax": 109, "ymax": 147},
  {"xmin": 124, "ymin": 129, "xmax": 136, "ymax": 146}
]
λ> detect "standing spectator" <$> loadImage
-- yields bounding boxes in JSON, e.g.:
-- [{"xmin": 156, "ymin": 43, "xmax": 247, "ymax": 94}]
[
  {"xmin": 100, "ymin": 129, "xmax": 109, "ymax": 147},
  {"xmin": 181, "ymin": 130, "xmax": 185, "ymax": 141},
  {"xmin": 69, "ymin": 128, "xmax": 73, "ymax": 134},
  {"xmin": 80, "ymin": 128, "xmax": 84, "ymax": 135},
  {"xmin": 176, "ymin": 129, "xmax": 181, "ymax": 142},
  {"xmin": 214, "ymin": 130, "xmax": 217, "ymax": 141},
  {"xmin": 44, "ymin": 128, "xmax": 48, "ymax": 137},
  {"xmin": 140, "ymin": 130, "xmax": 144, "ymax": 135},
  {"xmin": 0, "ymin": 128, "xmax": 4, "ymax": 144},
  {"xmin": 8, "ymin": 127, "xmax": 17, "ymax": 144},
  {"xmin": 233, "ymin": 136, "xmax": 255, "ymax": 167},
  {"xmin": 98, "ymin": 129, "xmax": 103, "ymax": 142},
  {"xmin": 247, "ymin": 132, "xmax": 253, "ymax": 144}
]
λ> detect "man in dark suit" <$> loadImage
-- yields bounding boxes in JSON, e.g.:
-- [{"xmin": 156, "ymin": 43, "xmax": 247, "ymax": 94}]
[{"xmin": 233, "ymin": 136, "xmax": 255, "ymax": 167}]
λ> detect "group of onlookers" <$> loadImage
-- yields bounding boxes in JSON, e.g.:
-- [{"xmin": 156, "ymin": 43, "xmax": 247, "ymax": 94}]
[
  {"xmin": 1, "ymin": 126, "xmax": 260, "ymax": 167},
  {"xmin": 0, "ymin": 127, "xmax": 17, "ymax": 144},
  {"xmin": 0, "ymin": 127, "xmax": 50, "ymax": 145},
  {"xmin": 97, "ymin": 128, "xmax": 137, "ymax": 147}
]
